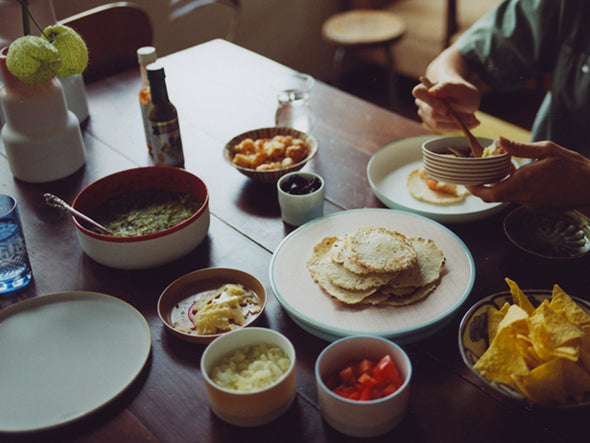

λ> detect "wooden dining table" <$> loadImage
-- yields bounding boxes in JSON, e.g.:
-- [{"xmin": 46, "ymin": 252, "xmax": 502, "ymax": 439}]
[{"xmin": 1, "ymin": 38, "xmax": 589, "ymax": 443}]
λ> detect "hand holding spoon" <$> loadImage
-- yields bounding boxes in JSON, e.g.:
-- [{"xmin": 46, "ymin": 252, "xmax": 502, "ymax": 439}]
[
  {"xmin": 43, "ymin": 193, "xmax": 111, "ymax": 235},
  {"xmin": 419, "ymin": 76, "xmax": 484, "ymax": 157}
]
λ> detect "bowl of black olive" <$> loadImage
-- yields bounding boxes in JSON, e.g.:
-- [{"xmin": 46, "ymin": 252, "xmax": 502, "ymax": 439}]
[
  {"xmin": 72, "ymin": 166, "xmax": 210, "ymax": 269},
  {"xmin": 277, "ymin": 172, "xmax": 325, "ymax": 226}
]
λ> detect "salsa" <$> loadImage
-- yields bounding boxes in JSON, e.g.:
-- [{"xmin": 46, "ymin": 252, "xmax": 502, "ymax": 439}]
[
  {"xmin": 324, "ymin": 354, "xmax": 403, "ymax": 401},
  {"xmin": 90, "ymin": 190, "xmax": 202, "ymax": 236}
]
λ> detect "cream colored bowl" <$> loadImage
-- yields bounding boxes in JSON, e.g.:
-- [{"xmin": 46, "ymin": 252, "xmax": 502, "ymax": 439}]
[
  {"xmin": 72, "ymin": 166, "xmax": 209, "ymax": 270},
  {"xmin": 201, "ymin": 327, "xmax": 297, "ymax": 427},
  {"xmin": 422, "ymin": 136, "xmax": 512, "ymax": 185},
  {"xmin": 315, "ymin": 335, "xmax": 412, "ymax": 438}
]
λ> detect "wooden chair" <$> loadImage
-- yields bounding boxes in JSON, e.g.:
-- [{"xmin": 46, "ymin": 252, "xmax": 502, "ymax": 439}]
[
  {"xmin": 168, "ymin": 0, "xmax": 241, "ymax": 42},
  {"xmin": 61, "ymin": 2, "xmax": 153, "ymax": 83}
]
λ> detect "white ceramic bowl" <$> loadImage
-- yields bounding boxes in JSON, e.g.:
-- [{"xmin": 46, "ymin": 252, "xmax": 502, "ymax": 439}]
[
  {"xmin": 157, "ymin": 267, "xmax": 267, "ymax": 344},
  {"xmin": 223, "ymin": 127, "xmax": 318, "ymax": 183},
  {"xmin": 72, "ymin": 166, "xmax": 209, "ymax": 270},
  {"xmin": 277, "ymin": 171, "xmax": 325, "ymax": 226},
  {"xmin": 422, "ymin": 136, "xmax": 512, "ymax": 185},
  {"xmin": 201, "ymin": 327, "xmax": 297, "ymax": 427},
  {"xmin": 315, "ymin": 335, "xmax": 412, "ymax": 438}
]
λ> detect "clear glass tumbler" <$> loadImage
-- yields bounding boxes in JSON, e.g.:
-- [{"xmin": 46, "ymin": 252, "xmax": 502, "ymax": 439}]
[
  {"xmin": 0, "ymin": 195, "xmax": 32, "ymax": 294},
  {"xmin": 273, "ymin": 73, "xmax": 315, "ymax": 132}
]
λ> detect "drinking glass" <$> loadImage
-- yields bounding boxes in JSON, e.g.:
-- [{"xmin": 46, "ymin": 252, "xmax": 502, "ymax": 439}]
[
  {"xmin": 273, "ymin": 73, "xmax": 314, "ymax": 132},
  {"xmin": 0, "ymin": 195, "xmax": 32, "ymax": 294}
]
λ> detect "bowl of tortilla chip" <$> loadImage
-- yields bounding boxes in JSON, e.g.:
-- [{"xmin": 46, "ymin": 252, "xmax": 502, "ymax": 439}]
[{"xmin": 459, "ymin": 278, "xmax": 590, "ymax": 408}]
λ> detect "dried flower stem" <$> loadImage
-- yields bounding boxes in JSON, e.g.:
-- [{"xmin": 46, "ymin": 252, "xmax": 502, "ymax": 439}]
[{"xmin": 18, "ymin": 0, "xmax": 49, "ymax": 39}]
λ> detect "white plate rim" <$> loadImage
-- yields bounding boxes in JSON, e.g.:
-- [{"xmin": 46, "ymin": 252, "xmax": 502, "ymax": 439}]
[
  {"xmin": 0, "ymin": 291, "xmax": 151, "ymax": 433},
  {"xmin": 269, "ymin": 208, "xmax": 475, "ymax": 342},
  {"xmin": 367, "ymin": 135, "xmax": 509, "ymax": 223}
]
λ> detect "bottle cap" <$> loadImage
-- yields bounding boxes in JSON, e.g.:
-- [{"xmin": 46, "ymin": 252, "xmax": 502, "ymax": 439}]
[
  {"xmin": 137, "ymin": 46, "xmax": 157, "ymax": 64},
  {"xmin": 146, "ymin": 63, "xmax": 165, "ymax": 81}
]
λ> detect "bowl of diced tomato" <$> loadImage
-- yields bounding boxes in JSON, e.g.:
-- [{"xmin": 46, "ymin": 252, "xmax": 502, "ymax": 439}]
[{"xmin": 315, "ymin": 335, "xmax": 412, "ymax": 438}]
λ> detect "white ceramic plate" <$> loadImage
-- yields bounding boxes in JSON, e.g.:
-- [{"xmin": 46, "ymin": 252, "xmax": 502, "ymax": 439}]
[
  {"xmin": 0, "ymin": 292, "xmax": 151, "ymax": 433},
  {"xmin": 367, "ymin": 135, "xmax": 509, "ymax": 223},
  {"xmin": 269, "ymin": 209, "xmax": 475, "ymax": 343}
]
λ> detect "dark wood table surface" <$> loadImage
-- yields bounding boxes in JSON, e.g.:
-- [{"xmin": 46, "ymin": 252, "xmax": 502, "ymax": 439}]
[{"xmin": 1, "ymin": 39, "xmax": 588, "ymax": 443}]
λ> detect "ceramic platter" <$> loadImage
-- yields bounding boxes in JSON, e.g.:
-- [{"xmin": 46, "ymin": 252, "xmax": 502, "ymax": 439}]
[
  {"xmin": 0, "ymin": 292, "xmax": 151, "ymax": 433},
  {"xmin": 269, "ymin": 208, "xmax": 475, "ymax": 343},
  {"xmin": 367, "ymin": 135, "xmax": 509, "ymax": 223}
]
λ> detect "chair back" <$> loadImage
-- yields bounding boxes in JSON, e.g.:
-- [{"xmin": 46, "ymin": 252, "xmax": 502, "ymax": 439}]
[
  {"xmin": 61, "ymin": 2, "xmax": 153, "ymax": 83},
  {"xmin": 168, "ymin": 0, "xmax": 241, "ymax": 42}
]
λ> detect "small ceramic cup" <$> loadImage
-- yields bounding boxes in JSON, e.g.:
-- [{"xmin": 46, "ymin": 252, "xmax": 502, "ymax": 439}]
[
  {"xmin": 315, "ymin": 336, "xmax": 412, "ymax": 438},
  {"xmin": 277, "ymin": 171, "xmax": 325, "ymax": 226}
]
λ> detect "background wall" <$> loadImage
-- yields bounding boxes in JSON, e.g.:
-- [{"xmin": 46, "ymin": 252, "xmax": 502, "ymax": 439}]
[{"xmin": 53, "ymin": 0, "xmax": 342, "ymax": 81}]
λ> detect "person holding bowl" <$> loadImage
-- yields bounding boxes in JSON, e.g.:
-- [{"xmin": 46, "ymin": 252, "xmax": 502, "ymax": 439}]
[{"xmin": 412, "ymin": 0, "xmax": 590, "ymax": 217}]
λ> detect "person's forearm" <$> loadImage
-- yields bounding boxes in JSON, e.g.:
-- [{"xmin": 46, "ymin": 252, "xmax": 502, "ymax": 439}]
[{"xmin": 425, "ymin": 45, "xmax": 489, "ymax": 92}]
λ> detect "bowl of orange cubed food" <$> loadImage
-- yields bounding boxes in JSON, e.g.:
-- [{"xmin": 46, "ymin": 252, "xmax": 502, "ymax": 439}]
[{"xmin": 223, "ymin": 127, "xmax": 318, "ymax": 183}]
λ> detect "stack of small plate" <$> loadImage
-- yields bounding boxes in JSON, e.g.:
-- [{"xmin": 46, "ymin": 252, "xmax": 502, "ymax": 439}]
[{"xmin": 422, "ymin": 136, "xmax": 512, "ymax": 185}]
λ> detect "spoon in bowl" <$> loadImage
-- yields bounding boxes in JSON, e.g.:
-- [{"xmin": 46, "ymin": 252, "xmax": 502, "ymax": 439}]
[
  {"xmin": 43, "ymin": 193, "xmax": 111, "ymax": 235},
  {"xmin": 419, "ymin": 76, "xmax": 484, "ymax": 158}
]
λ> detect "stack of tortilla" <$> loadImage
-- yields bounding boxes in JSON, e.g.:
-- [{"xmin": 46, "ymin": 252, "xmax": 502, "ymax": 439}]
[{"xmin": 306, "ymin": 225, "xmax": 445, "ymax": 306}]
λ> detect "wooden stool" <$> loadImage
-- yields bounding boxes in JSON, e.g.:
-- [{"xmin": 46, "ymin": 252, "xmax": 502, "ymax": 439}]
[{"xmin": 322, "ymin": 9, "xmax": 406, "ymax": 108}]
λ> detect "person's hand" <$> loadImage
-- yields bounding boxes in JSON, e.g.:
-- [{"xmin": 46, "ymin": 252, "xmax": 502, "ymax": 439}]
[
  {"xmin": 467, "ymin": 137, "xmax": 590, "ymax": 213},
  {"xmin": 412, "ymin": 80, "xmax": 481, "ymax": 133}
]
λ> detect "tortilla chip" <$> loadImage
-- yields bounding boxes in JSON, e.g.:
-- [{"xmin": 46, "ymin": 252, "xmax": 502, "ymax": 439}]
[
  {"xmin": 474, "ymin": 326, "xmax": 529, "ymax": 389},
  {"xmin": 505, "ymin": 278, "xmax": 535, "ymax": 315},
  {"xmin": 513, "ymin": 359, "xmax": 567, "ymax": 404},
  {"xmin": 549, "ymin": 285, "xmax": 590, "ymax": 326},
  {"xmin": 529, "ymin": 301, "xmax": 584, "ymax": 349},
  {"xmin": 487, "ymin": 306, "xmax": 505, "ymax": 342}
]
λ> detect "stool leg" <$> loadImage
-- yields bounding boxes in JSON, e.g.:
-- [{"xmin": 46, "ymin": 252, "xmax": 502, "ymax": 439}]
[{"xmin": 332, "ymin": 45, "xmax": 346, "ymax": 88}]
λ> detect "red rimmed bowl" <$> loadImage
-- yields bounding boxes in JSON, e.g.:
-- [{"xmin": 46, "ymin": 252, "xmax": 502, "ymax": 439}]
[
  {"xmin": 223, "ymin": 127, "xmax": 318, "ymax": 183},
  {"xmin": 72, "ymin": 166, "xmax": 209, "ymax": 269},
  {"xmin": 422, "ymin": 136, "xmax": 512, "ymax": 185}
]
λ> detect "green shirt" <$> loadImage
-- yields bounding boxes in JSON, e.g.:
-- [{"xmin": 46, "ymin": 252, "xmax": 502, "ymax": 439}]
[{"xmin": 457, "ymin": 0, "xmax": 590, "ymax": 157}]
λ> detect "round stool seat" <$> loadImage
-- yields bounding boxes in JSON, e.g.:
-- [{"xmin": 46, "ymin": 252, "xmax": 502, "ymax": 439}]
[{"xmin": 322, "ymin": 10, "xmax": 406, "ymax": 46}]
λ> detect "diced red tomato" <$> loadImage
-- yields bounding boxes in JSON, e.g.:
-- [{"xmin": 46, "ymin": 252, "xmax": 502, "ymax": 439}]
[
  {"xmin": 357, "ymin": 372, "xmax": 377, "ymax": 388},
  {"xmin": 339, "ymin": 365, "xmax": 356, "ymax": 385},
  {"xmin": 356, "ymin": 358, "xmax": 375, "ymax": 375},
  {"xmin": 382, "ymin": 383, "xmax": 400, "ymax": 397},
  {"xmin": 359, "ymin": 387, "xmax": 372, "ymax": 401},
  {"xmin": 373, "ymin": 355, "xmax": 400, "ymax": 385},
  {"xmin": 324, "ymin": 353, "xmax": 404, "ymax": 402}
]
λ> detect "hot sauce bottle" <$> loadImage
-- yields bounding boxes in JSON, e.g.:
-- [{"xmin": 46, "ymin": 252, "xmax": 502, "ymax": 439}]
[
  {"xmin": 146, "ymin": 63, "xmax": 185, "ymax": 167},
  {"xmin": 137, "ymin": 46, "xmax": 157, "ymax": 157}
]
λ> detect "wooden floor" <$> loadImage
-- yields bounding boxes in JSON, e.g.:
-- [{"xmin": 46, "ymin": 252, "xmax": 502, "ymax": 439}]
[{"xmin": 337, "ymin": 64, "xmax": 543, "ymax": 132}]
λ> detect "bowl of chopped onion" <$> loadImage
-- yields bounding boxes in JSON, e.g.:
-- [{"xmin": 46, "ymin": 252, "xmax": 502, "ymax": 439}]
[
  {"xmin": 223, "ymin": 127, "xmax": 318, "ymax": 183},
  {"xmin": 200, "ymin": 327, "xmax": 297, "ymax": 427}
]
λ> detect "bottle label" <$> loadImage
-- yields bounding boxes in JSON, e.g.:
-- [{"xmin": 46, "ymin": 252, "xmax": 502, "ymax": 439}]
[{"xmin": 149, "ymin": 118, "xmax": 184, "ymax": 166}]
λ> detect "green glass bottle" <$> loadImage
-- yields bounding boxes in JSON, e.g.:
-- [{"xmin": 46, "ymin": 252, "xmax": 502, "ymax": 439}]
[{"xmin": 146, "ymin": 63, "xmax": 184, "ymax": 167}]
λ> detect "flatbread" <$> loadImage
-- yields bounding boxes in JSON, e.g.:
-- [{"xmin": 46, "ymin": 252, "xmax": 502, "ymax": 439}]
[
  {"xmin": 347, "ymin": 226, "xmax": 417, "ymax": 273},
  {"xmin": 307, "ymin": 236, "xmax": 376, "ymax": 304},
  {"xmin": 387, "ymin": 237, "xmax": 445, "ymax": 288},
  {"xmin": 407, "ymin": 168, "xmax": 468, "ymax": 205},
  {"xmin": 306, "ymin": 226, "xmax": 446, "ymax": 308}
]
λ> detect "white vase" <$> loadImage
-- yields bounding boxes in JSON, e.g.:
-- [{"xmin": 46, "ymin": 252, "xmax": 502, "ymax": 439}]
[
  {"xmin": 0, "ymin": 46, "xmax": 86, "ymax": 183},
  {"xmin": 0, "ymin": 0, "xmax": 89, "ymax": 124}
]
